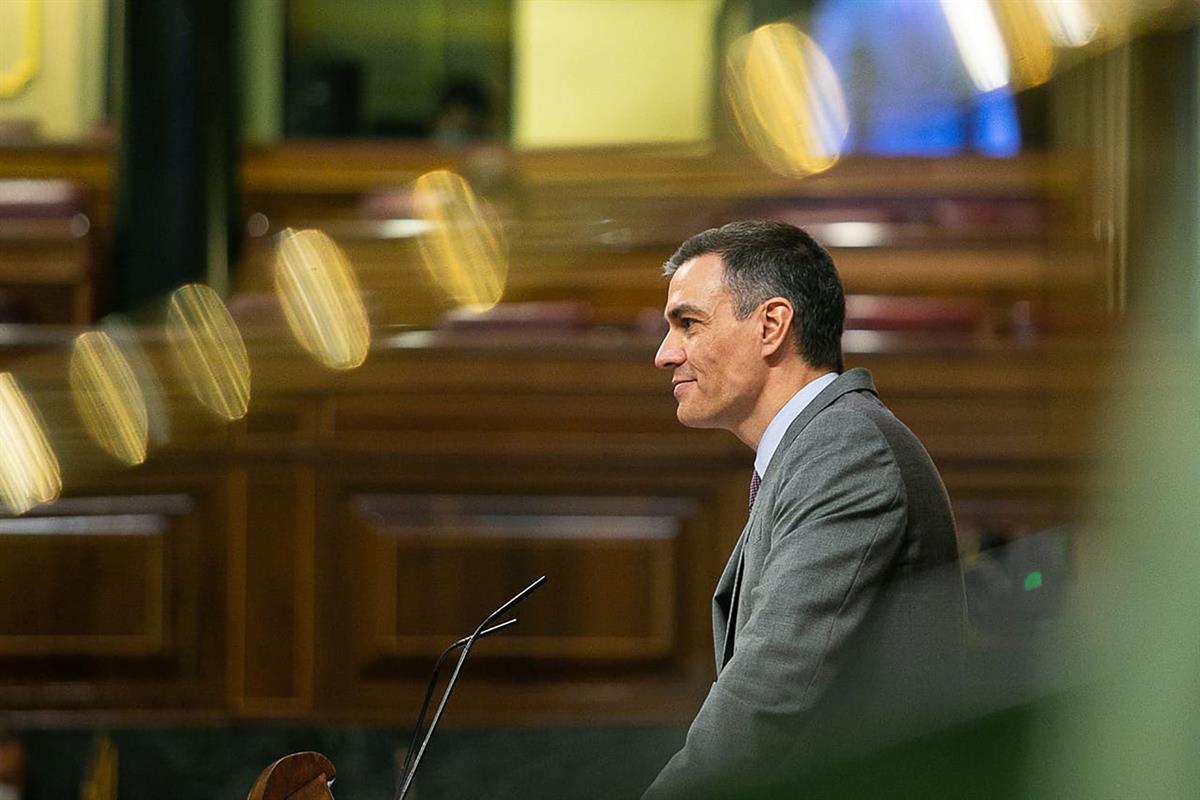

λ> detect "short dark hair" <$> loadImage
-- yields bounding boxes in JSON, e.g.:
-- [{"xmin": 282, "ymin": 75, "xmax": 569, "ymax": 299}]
[{"xmin": 664, "ymin": 220, "xmax": 845, "ymax": 372}]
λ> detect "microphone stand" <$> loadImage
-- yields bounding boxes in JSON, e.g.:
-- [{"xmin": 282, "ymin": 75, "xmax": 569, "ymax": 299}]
[
  {"xmin": 397, "ymin": 619, "xmax": 518, "ymax": 783},
  {"xmin": 395, "ymin": 575, "xmax": 547, "ymax": 800}
]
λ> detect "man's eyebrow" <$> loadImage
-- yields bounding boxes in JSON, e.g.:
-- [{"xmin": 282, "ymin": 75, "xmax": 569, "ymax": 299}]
[{"xmin": 666, "ymin": 303, "xmax": 706, "ymax": 321}]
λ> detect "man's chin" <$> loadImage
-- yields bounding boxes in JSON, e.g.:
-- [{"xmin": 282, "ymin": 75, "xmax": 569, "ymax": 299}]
[{"xmin": 675, "ymin": 405, "xmax": 717, "ymax": 429}]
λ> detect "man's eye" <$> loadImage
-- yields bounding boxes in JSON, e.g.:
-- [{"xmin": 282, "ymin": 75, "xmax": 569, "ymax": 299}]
[{"xmin": 680, "ymin": 318, "xmax": 696, "ymax": 330}]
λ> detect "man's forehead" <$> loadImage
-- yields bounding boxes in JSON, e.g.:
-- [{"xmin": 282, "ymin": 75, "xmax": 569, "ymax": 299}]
[
  {"xmin": 665, "ymin": 254, "xmax": 729, "ymax": 311},
  {"xmin": 667, "ymin": 257, "xmax": 729, "ymax": 316},
  {"xmin": 672, "ymin": 252, "xmax": 725, "ymax": 283}
]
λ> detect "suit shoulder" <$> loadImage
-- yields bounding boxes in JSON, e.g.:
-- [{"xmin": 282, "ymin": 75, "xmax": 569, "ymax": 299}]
[
  {"xmin": 827, "ymin": 391, "xmax": 926, "ymax": 448},
  {"xmin": 800, "ymin": 395, "xmax": 893, "ymax": 445},
  {"xmin": 816, "ymin": 391, "xmax": 949, "ymax": 503},
  {"xmin": 778, "ymin": 392, "xmax": 927, "ymax": 477},
  {"xmin": 779, "ymin": 400, "xmax": 897, "ymax": 471}
]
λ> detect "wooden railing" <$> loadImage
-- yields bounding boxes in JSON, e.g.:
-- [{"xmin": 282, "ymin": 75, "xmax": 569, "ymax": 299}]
[
  {"xmin": 0, "ymin": 329, "xmax": 1109, "ymax": 724},
  {"xmin": 0, "ymin": 142, "xmax": 1103, "ymax": 330}
]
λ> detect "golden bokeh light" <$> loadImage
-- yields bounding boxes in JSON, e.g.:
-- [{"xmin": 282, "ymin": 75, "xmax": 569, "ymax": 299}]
[
  {"xmin": 939, "ymin": 0, "xmax": 1012, "ymax": 93},
  {"xmin": 0, "ymin": 373, "xmax": 62, "ymax": 515},
  {"xmin": 102, "ymin": 316, "xmax": 171, "ymax": 448},
  {"xmin": 274, "ymin": 227, "xmax": 371, "ymax": 370},
  {"xmin": 724, "ymin": 22, "xmax": 848, "ymax": 178},
  {"xmin": 993, "ymin": 0, "xmax": 1056, "ymax": 89},
  {"xmin": 412, "ymin": 169, "xmax": 508, "ymax": 312},
  {"xmin": 69, "ymin": 331, "xmax": 149, "ymax": 466},
  {"xmin": 1036, "ymin": 0, "xmax": 1100, "ymax": 47},
  {"xmin": 166, "ymin": 284, "xmax": 251, "ymax": 421}
]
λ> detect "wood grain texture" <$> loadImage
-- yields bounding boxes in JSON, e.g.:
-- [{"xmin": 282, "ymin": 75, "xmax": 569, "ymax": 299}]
[{"xmin": 246, "ymin": 751, "xmax": 335, "ymax": 800}]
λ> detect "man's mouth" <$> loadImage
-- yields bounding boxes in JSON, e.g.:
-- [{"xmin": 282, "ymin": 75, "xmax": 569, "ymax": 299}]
[{"xmin": 672, "ymin": 379, "xmax": 695, "ymax": 397}]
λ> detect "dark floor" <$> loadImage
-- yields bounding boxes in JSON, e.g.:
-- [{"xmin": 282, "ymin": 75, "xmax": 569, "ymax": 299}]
[{"xmin": 17, "ymin": 723, "xmax": 685, "ymax": 800}]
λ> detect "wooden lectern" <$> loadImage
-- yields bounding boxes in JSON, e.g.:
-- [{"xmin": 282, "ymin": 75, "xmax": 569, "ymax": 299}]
[{"xmin": 246, "ymin": 752, "xmax": 337, "ymax": 800}]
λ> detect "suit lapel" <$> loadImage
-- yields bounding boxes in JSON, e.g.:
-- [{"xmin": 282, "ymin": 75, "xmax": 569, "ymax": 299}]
[
  {"xmin": 712, "ymin": 518, "xmax": 748, "ymax": 671},
  {"xmin": 711, "ymin": 369, "xmax": 880, "ymax": 673},
  {"xmin": 715, "ymin": 493, "xmax": 769, "ymax": 672},
  {"xmin": 721, "ymin": 541, "xmax": 746, "ymax": 671}
]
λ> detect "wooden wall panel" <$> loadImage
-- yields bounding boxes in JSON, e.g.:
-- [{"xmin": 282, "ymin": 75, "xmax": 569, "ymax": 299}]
[
  {"xmin": 0, "ymin": 520, "xmax": 164, "ymax": 656},
  {"xmin": 227, "ymin": 466, "xmax": 316, "ymax": 715},
  {"xmin": 0, "ymin": 334, "xmax": 1110, "ymax": 724},
  {"xmin": 317, "ymin": 484, "xmax": 717, "ymax": 724},
  {"xmin": 0, "ymin": 492, "xmax": 225, "ymax": 712},
  {"xmin": 350, "ymin": 495, "xmax": 682, "ymax": 662}
]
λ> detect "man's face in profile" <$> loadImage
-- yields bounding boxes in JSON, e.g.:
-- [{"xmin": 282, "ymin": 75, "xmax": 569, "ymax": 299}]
[{"xmin": 655, "ymin": 253, "xmax": 764, "ymax": 432}]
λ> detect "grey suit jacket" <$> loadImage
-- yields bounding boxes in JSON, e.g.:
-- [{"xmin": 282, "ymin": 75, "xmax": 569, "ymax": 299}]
[{"xmin": 645, "ymin": 368, "xmax": 966, "ymax": 798}]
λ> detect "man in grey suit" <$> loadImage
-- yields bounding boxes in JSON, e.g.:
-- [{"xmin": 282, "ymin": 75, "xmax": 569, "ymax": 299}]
[{"xmin": 645, "ymin": 220, "xmax": 966, "ymax": 798}]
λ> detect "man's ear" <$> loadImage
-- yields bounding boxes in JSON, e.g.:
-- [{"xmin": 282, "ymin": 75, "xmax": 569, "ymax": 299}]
[{"xmin": 760, "ymin": 298, "xmax": 794, "ymax": 357}]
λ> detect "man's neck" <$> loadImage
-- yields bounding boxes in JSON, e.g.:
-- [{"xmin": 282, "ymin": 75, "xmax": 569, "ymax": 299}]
[{"xmin": 734, "ymin": 363, "xmax": 832, "ymax": 450}]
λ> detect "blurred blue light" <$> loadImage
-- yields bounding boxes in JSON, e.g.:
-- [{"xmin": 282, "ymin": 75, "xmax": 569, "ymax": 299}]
[{"xmin": 811, "ymin": 0, "xmax": 1022, "ymax": 157}]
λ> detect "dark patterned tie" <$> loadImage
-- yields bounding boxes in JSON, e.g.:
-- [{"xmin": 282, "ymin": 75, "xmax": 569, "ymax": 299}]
[{"xmin": 749, "ymin": 469, "xmax": 762, "ymax": 510}]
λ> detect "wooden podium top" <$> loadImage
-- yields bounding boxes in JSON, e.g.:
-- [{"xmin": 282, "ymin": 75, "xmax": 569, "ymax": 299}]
[{"xmin": 247, "ymin": 753, "xmax": 336, "ymax": 800}]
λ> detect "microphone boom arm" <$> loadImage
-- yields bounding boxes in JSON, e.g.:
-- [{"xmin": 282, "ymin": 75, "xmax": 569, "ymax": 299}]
[
  {"xmin": 395, "ymin": 575, "xmax": 547, "ymax": 800},
  {"xmin": 398, "ymin": 618, "xmax": 518, "ymax": 782}
]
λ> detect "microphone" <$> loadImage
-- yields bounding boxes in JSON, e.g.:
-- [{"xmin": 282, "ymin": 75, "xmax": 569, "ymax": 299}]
[
  {"xmin": 397, "ymin": 618, "xmax": 518, "ymax": 784},
  {"xmin": 395, "ymin": 575, "xmax": 547, "ymax": 800}
]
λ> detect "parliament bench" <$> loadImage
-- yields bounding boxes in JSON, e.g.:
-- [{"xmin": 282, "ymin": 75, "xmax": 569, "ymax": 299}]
[{"xmin": 0, "ymin": 179, "xmax": 94, "ymax": 324}]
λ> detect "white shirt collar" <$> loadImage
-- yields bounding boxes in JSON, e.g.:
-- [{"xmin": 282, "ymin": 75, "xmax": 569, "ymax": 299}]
[{"xmin": 754, "ymin": 372, "xmax": 839, "ymax": 478}]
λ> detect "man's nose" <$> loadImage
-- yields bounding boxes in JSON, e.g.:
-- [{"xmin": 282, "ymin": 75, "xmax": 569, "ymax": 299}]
[{"xmin": 655, "ymin": 332, "xmax": 682, "ymax": 370}]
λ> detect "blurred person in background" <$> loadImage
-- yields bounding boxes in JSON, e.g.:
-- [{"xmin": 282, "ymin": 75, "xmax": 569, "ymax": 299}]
[
  {"xmin": 430, "ymin": 76, "xmax": 494, "ymax": 148},
  {"xmin": 645, "ymin": 221, "xmax": 966, "ymax": 798}
]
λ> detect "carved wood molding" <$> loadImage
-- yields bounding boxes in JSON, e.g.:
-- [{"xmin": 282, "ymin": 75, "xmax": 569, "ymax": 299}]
[
  {"xmin": 350, "ymin": 494, "xmax": 686, "ymax": 664},
  {"xmin": 0, "ymin": 513, "xmax": 168, "ymax": 657}
]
